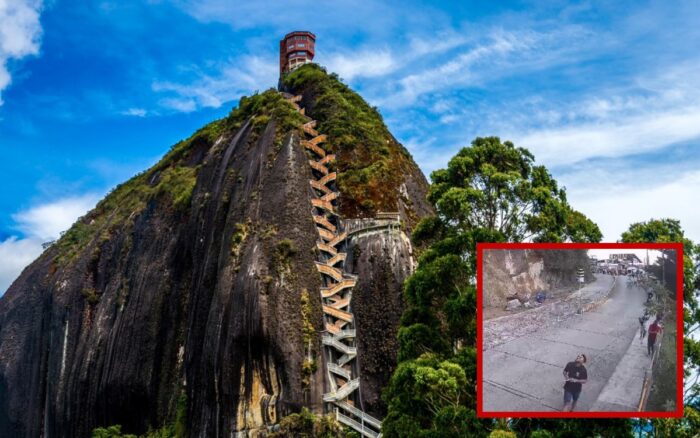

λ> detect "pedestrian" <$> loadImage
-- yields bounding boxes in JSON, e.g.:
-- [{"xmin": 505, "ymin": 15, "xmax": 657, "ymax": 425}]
[
  {"xmin": 648, "ymin": 319, "xmax": 663, "ymax": 356},
  {"xmin": 562, "ymin": 354, "xmax": 588, "ymax": 412},
  {"xmin": 638, "ymin": 316, "xmax": 648, "ymax": 343}
]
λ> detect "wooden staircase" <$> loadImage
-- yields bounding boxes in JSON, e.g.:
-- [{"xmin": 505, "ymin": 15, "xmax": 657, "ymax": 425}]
[{"xmin": 284, "ymin": 94, "xmax": 383, "ymax": 438}]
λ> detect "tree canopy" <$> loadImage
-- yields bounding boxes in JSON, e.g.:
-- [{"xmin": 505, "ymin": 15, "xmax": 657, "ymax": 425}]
[
  {"xmin": 621, "ymin": 218, "xmax": 700, "ymax": 419},
  {"xmin": 381, "ymin": 137, "xmax": 625, "ymax": 437}
]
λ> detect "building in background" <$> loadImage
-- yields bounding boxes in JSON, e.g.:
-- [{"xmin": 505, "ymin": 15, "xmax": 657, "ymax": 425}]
[{"xmin": 279, "ymin": 31, "xmax": 316, "ymax": 75}]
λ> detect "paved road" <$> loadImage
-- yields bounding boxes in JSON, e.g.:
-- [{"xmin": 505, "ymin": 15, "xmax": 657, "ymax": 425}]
[{"xmin": 483, "ymin": 274, "xmax": 650, "ymax": 412}]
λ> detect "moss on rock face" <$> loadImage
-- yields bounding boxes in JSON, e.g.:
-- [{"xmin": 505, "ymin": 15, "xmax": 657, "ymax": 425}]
[
  {"xmin": 52, "ymin": 90, "xmax": 306, "ymax": 268},
  {"xmin": 225, "ymin": 89, "xmax": 306, "ymax": 144},
  {"xmin": 53, "ymin": 119, "xmax": 222, "ymax": 266},
  {"xmin": 282, "ymin": 63, "xmax": 420, "ymax": 218}
]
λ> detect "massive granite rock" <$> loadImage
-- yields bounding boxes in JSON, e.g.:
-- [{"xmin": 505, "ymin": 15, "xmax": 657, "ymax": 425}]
[{"xmin": 0, "ymin": 66, "xmax": 432, "ymax": 437}]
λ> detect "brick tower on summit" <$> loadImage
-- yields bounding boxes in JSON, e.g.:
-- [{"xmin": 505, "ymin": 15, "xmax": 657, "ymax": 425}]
[{"xmin": 279, "ymin": 31, "xmax": 316, "ymax": 75}]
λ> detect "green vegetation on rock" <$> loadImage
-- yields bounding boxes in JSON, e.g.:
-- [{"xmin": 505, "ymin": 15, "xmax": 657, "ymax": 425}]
[
  {"xmin": 270, "ymin": 408, "xmax": 351, "ymax": 438},
  {"xmin": 300, "ymin": 288, "xmax": 317, "ymax": 389},
  {"xmin": 53, "ymin": 119, "xmax": 221, "ymax": 267},
  {"xmin": 225, "ymin": 89, "xmax": 306, "ymax": 145},
  {"xmin": 282, "ymin": 63, "xmax": 419, "ymax": 218},
  {"xmin": 91, "ymin": 393, "xmax": 186, "ymax": 438},
  {"xmin": 52, "ymin": 89, "xmax": 305, "ymax": 269}
]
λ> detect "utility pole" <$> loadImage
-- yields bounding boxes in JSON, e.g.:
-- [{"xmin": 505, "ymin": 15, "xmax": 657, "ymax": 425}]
[
  {"xmin": 662, "ymin": 250, "xmax": 666, "ymax": 288},
  {"xmin": 577, "ymin": 267, "xmax": 585, "ymax": 314}
]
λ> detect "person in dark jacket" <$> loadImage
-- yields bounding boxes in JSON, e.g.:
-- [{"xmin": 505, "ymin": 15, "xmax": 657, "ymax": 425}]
[{"xmin": 563, "ymin": 354, "xmax": 588, "ymax": 412}]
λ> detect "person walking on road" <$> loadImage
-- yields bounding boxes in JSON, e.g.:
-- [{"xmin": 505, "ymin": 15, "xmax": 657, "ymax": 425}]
[
  {"xmin": 638, "ymin": 315, "xmax": 648, "ymax": 344},
  {"xmin": 648, "ymin": 318, "xmax": 664, "ymax": 356},
  {"xmin": 562, "ymin": 354, "xmax": 588, "ymax": 412}
]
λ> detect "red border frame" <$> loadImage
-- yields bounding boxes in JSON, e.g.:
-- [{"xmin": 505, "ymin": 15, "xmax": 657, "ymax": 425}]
[{"xmin": 476, "ymin": 242, "xmax": 684, "ymax": 418}]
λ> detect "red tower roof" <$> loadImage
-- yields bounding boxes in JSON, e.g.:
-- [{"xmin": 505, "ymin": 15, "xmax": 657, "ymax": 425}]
[{"xmin": 280, "ymin": 31, "xmax": 316, "ymax": 75}]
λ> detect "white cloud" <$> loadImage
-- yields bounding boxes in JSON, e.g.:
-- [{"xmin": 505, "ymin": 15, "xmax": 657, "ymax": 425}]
[
  {"xmin": 324, "ymin": 49, "xmax": 396, "ymax": 80},
  {"xmin": 0, "ymin": 194, "xmax": 98, "ymax": 294},
  {"xmin": 563, "ymin": 167, "xmax": 700, "ymax": 243},
  {"xmin": 507, "ymin": 62, "xmax": 700, "ymax": 167},
  {"xmin": 0, "ymin": 236, "xmax": 43, "ymax": 293},
  {"xmin": 122, "ymin": 107, "xmax": 147, "ymax": 117},
  {"xmin": 12, "ymin": 194, "xmax": 99, "ymax": 240},
  {"xmin": 174, "ymin": 0, "xmax": 401, "ymax": 36},
  {"xmin": 375, "ymin": 27, "xmax": 588, "ymax": 108},
  {"xmin": 153, "ymin": 55, "xmax": 277, "ymax": 112},
  {"xmin": 513, "ymin": 105, "xmax": 700, "ymax": 167},
  {"xmin": 0, "ymin": 0, "xmax": 43, "ymax": 104}
]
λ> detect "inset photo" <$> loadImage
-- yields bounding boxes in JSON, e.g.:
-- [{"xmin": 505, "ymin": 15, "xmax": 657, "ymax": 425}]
[{"xmin": 477, "ymin": 243, "xmax": 683, "ymax": 418}]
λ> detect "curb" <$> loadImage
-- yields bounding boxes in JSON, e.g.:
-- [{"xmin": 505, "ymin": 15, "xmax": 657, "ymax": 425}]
[{"xmin": 577, "ymin": 274, "xmax": 617, "ymax": 314}]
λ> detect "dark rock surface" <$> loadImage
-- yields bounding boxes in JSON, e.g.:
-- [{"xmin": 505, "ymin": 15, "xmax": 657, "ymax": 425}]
[
  {"xmin": 344, "ymin": 224, "xmax": 415, "ymax": 418},
  {"xmin": 0, "ymin": 83, "xmax": 433, "ymax": 437}
]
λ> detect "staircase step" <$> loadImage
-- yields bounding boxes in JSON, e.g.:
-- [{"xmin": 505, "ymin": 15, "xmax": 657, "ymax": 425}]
[
  {"xmin": 309, "ymin": 160, "xmax": 329, "ymax": 175},
  {"xmin": 323, "ymin": 305, "xmax": 353, "ymax": 322}
]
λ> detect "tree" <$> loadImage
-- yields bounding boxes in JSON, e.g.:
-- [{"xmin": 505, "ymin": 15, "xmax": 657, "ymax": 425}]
[
  {"xmin": 382, "ymin": 138, "xmax": 616, "ymax": 437},
  {"xmin": 621, "ymin": 218, "xmax": 697, "ymax": 306},
  {"xmin": 424, "ymin": 137, "xmax": 601, "ymax": 244},
  {"xmin": 621, "ymin": 219, "xmax": 700, "ymax": 423}
]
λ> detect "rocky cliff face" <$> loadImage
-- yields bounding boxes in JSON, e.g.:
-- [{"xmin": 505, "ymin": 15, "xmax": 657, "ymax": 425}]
[
  {"xmin": 0, "ymin": 65, "xmax": 432, "ymax": 437},
  {"xmin": 483, "ymin": 249, "xmax": 591, "ymax": 307}
]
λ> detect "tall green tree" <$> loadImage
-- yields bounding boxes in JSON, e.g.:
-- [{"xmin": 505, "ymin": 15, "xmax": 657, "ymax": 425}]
[
  {"xmin": 382, "ymin": 137, "xmax": 618, "ymax": 437},
  {"xmin": 621, "ymin": 218, "xmax": 700, "ymax": 422}
]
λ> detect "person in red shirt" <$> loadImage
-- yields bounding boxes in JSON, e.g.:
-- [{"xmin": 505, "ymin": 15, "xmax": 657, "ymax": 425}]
[{"xmin": 648, "ymin": 318, "xmax": 663, "ymax": 356}]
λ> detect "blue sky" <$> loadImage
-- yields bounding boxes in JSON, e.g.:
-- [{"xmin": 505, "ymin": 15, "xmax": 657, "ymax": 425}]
[{"xmin": 1, "ymin": 0, "xmax": 700, "ymax": 293}]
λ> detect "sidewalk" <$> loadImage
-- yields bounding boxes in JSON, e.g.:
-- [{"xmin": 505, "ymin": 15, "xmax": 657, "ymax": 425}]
[{"xmin": 591, "ymin": 324, "xmax": 651, "ymax": 411}]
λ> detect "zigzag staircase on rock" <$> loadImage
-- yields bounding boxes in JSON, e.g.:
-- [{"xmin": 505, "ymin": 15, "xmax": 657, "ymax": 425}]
[{"xmin": 283, "ymin": 93, "xmax": 383, "ymax": 438}]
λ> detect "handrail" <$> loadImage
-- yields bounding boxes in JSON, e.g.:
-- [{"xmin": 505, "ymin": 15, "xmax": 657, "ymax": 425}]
[
  {"xmin": 328, "ymin": 363, "xmax": 352, "ymax": 380},
  {"xmin": 322, "ymin": 334, "xmax": 357, "ymax": 355},
  {"xmin": 335, "ymin": 401, "xmax": 382, "ymax": 429},
  {"xmin": 327, "ymin": 231, "xmax": 347, "ymax": 247},
  {"xmin": 326, "ymin": 253, "xmax": 347, "ymax": 266},
  {"xmin": 323, "ymin": 379, "xmax": 359, "ymax": 402},
  {"xmin": 313, "ymin": 215, "xmax": 337, "ymax": 232},
  {"xmin": 287, "ymin": 91, "xmax": 382, "ymax": 436},
  {"xmin": 316, "ymin": 242, "xmax": 338, "ymax": 256},
  {"xmin": 309, "ymin": 160, "xmax": 329, "ymax": 175},
  {"xmin": 318, "ymin": 172, "xmax": 337, "ymax": 186},
  {"xmin": 321, "ymin": 279, "xmax": 356, "ymax": 297},
  {"xmin": 310, "ymin": 179, "xmax": 333, "ymax": 194},
  {"xmin": 308, "ymin": 134, "xmax": 327, "ymax": 146},
  {"xmin": 315, "ymin": 262, "xmax": 344, "ymax": 282},
  {"xmin": 323, "ymin": 305, "xmax": 353, "ymax": 322},
  {"xmin": 317, "ymin": 227, "xmax": 336, "ymax": 242},
  {"xmin": 311, "ymin": 198, "xmax": 335, "ymax": 214},
  {"xmin": 327, "ymin": 295, "xmax": 350, "ymax": 310},
  {"xmin": 336, "ymin": 411, "xmax": 380, "ymax": 438},
  {"xmin": 319, "ymin": 154, "xmax": 336, "ymax": 165},
  {"xmin": 302, "ymin": 140, "xmax": 326, "ymax": 158},
  {"xmin": 321, "ymin": 191, "xmax": 339, "ymax": 202}
]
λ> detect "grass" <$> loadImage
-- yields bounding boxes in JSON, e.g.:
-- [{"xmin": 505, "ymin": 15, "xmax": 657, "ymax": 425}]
[
  {"xmin": 224, "ymin": 89, "xmax": 306, "ymax": 146},
  {"xmin": 52, "ymin": 89, "xmax": 306, "ymax": 269},
  {"xmin": 282, "ymin": 63, "xmax": 418, "ymax": 218},
  {"xmin": 52, "ymin": 120, "xmax": 215, "ymax": 267}
]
